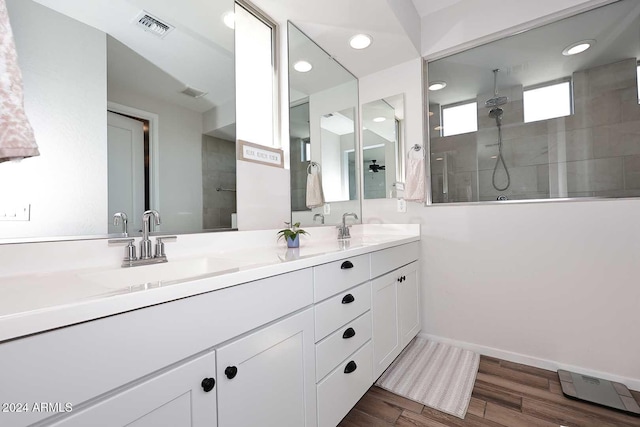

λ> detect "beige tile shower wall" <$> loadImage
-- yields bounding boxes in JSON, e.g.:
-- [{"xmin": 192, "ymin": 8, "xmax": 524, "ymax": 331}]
[
  {"xmin": 290, "ymin": 137, "xmax": 309, "ymax": 212},
  {"xmin": 431, "ymin": 58, "xmax": 640, "ymax": 202},
  {"xmin": 202, "ymin": 135, "xmax": 237, "ymax": 229}
]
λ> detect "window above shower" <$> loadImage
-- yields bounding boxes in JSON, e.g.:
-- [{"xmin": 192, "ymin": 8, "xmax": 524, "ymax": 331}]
[{"xmin": 426, "ymin": 0, "xmax": 640, "ymax": 204}]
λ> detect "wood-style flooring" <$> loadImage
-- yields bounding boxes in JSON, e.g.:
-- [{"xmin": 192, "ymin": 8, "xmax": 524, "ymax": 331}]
[{"xmin": 338, "ymin": 356, "xmax": 640, "ymax": 427}]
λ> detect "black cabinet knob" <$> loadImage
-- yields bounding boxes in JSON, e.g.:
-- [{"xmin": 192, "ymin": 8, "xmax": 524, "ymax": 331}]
[
  {"xmin": 344, "ymin": 361, "xmax": 358, "ymax": 374},
  {"xmin": 225, "ymin": 366, "xmax": 238, "ymax": 379},
  {"xmin": 201, "ymin": 378, "xmax": 215, "ymax": 392},
  {"xmin": 342, "ymin": 293, "xmax": 355, "ymax": 304},
  {"xmin": 341, "ymin": 260, "xmax": 354, "ymax": 269},
  {"xmin": 403, "ymin": 275, "xmax": 406, "ymax": 281},
  {"xmin": 342, "ymin": 327, "xmax": 356, "ymax": 339},
  {"xmin": 397, "ymin": 277, "xmax": 401, "ymax": 282}
]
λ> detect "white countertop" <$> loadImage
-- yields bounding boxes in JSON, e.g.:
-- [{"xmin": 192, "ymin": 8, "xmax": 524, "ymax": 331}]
[{"xmin": 0, "ymin": 225, "xmax": 420, "ymax": 343}]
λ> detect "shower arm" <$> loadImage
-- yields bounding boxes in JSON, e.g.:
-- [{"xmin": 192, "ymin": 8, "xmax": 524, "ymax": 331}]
[{"xmin": 492, "ymin": 69, "xmax": 500, "ymax": 97}]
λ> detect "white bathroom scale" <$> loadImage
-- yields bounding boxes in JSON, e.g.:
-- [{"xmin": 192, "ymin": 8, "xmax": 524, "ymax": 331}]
[{"xmin": 558, "ymin": 370, "xmax": 640, "ymax": 416}]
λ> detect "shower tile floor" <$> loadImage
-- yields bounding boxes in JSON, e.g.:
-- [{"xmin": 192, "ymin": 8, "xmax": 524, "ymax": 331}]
[{"xmin": 339, "ymin": 356, "xmax": 640, "ymax": 427}]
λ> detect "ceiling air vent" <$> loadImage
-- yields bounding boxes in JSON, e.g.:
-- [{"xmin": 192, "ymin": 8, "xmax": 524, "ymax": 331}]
[
  {"xmin": 134, "ymin": 11, "xmax": 174, "ymax": 38},
  {"xmin": 181, "ymin": 86, "xmax": 208, "ymax": 99}
]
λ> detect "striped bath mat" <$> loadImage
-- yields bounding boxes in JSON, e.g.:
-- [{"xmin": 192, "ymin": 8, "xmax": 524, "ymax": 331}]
[{"xmin": 375, "ymin": 338, "xmax": 480, "ymax": 419}]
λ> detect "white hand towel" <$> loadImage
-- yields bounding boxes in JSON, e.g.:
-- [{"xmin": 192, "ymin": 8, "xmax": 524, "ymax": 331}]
[
  {"xmin": 306, "ymin": 171, "xmax": 325, "ymax": 208},
  {"xmin": 404, "ymin": 155, "xmax": 426, "ymax": 203},
  {"xmin": 0, "ymin": 0, "xmax": 39, "ymax": 163}
]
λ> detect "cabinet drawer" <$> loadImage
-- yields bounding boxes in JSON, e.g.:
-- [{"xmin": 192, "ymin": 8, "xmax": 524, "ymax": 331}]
[
  {"xmin": 317, "ymin": 342, "xmax": 373, "ymax": 427},
  {"xmin": 316, "ymin": 311, "xmax": 372, "ymax": 382},
  {"xmin": 314, "ymin": 282, "xmax": 371, "ymax": 341},
  {"xmin": 370, "ymin": 241, "xmax": 419, "ymax": 278},
  {"xmin": 314, "ymin": 254, "xmax": 370, "ymax": 302}
]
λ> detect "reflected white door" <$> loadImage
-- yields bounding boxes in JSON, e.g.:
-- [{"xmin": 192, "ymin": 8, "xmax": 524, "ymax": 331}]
[{"xmin": 107, "ymin": 112, "xmax": 144, "ymax": 234}]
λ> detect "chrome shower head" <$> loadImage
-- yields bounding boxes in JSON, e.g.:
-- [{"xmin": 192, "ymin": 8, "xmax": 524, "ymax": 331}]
[
  {"xmin": 485, "ymin": 69, "xmax": 509, "ymax": 108},
  {"xmin": 488, "ymin": 107, "xmax": 503, "ymax": 119},
  {"xmin": 489, "ymin": 107, "xmax": 503, "ymax": 125},
  {"xmin": 485, "ymin": 96, "xmax": 509, "ymax": 108}
]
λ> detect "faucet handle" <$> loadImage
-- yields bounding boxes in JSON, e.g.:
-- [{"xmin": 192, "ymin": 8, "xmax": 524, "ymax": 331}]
[
  {"xmin": 154, "ymin": 236, "xmax": 177, "ymax": 259},
  {"xmin": 108, "ymin": 238, "xmax": 137, "ymax": 262}
]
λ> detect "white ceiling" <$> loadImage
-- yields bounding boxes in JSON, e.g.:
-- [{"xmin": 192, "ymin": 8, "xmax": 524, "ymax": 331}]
[
  {"xmin": 410, "ymin": 0, "xmax": 463, "ymax": 18},
  {"xmin": 252, "ymin": 0, "xmax": 421, "ymax": 77},
  {"xmin": 33, "ymin": 0, "xmax": 235, "ymax": 110}
]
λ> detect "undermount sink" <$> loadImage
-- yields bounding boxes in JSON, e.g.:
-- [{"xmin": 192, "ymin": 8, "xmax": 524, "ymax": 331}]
[{"xmin": 79, "ymin": 257, "xmax": 250, "ymax": 289}]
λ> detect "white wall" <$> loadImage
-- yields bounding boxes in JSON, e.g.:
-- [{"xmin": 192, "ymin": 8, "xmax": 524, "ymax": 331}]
[
  {"xmin": 361, "ymin": 3, "xmax": 640, "ymax": 388},
  {"xmin": 0, "ymin": 0, "xmax": 107, "ymax": 239},
  {"xmin": 233, "ymin": 7, "xmax": 291, "ymax": 230},
  {"xmin": 320, "ymin": 129, "xmax": 343, "ymax": 201},
  {"xmin": 421, "ymin": 0, "xmax": 611, "ymax": 57},
  {"xmin": 108, "ymin": 87, "xmax": 204, "ymax": 233},
  {"xmin": 236, "ymin": 160, "xmax": 290, "ymax": 230}
]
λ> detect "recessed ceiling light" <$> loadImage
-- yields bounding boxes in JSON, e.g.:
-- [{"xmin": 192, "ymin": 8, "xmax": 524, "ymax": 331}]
[
  {"xmin": 562, "ymin": 39, "xmax": 595, "ymax": 56},
  {"xmin": 373, "ymin": 117, "xmax": 386, "ymax": 123},
  {"xmin": 436, "ymin": 157, "xmax": 443, "ymax": 161},
  {"xmin": 222, "ymin": 11, "xmax": 234, "ymax": 29},
  {"xmin": 428, "ymin": 81, "xmax": 447, "ymax": 91},
  {"xmin": 349, "ymin": 34, "xmax": 372, "ymax": 50},
  {"xmin": 294, "ymin": 60, "xmax": 313, "ymax": 73},
  {"xmin": 428, "ymin": 111, "xmax": 434, "ymax": 117},
  {"xmin": 434, "ymin": 126, "xmax": 443, "ymax": 131},
  {"xmin": 490, "ymin": 155, "xmax": 498, "ymax": 159}
]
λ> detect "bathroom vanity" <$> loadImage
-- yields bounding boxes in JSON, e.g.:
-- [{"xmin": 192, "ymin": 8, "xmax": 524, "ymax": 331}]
[{"xmin": 0, "ymin": 225, "xmax": 420, "ymax": 427}]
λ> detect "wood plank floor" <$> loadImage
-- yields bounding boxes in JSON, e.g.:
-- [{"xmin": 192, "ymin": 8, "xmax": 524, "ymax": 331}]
[{"xmin": 338, "ymin": 356, "xmax": 640, "ymax": 427}]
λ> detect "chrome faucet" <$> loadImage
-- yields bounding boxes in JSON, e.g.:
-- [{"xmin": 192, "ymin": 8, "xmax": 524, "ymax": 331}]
[
  {"xmin": 113, "ymin": 212, "xmax": 129, "ymax": 237},
  {"xmin": 313, "ymin": 213, "xmax": 325, "ymax": 225},
  {"xmin": 337, "ymin": 212, "xmax": 358, "ymax": 240},
  {"xmin": 109, "ymin": 209, "xmax": 177, "ymax": 268},
  {"xmin": 140, "ymin": 210, "xmax": 161, "ymax": 260}
]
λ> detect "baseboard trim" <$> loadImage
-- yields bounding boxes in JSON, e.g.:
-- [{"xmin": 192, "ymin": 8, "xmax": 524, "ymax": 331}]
[{"xmin": 418, "ymin": 333, "xmax": 640, "ymax": 391}]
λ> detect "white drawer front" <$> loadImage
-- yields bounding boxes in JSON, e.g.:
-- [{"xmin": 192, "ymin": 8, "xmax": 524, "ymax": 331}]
[
  {"xmin": 316, "ymin": 311, "xmax": 372, "ymax": 382},
  {"xmin": 370, "ymin": 241, "xmax": 419, "ymax": 279},
  {"xmin": 314, "ymin": 254, "xmax": 370, "ymax": 302},
  {"xmin": 314, "ymin": 282, "xmax": 371, "ymax": 341},
  {"xmin": 317, "ymin": 342, "xmax": 373, "ymax": 427}
]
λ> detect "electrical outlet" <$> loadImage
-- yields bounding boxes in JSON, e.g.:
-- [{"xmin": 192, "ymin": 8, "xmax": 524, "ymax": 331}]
[
  {"xmin": 0, "ymin": 204, "xmax": 31, "ymax": 221},
  {"xmin": 323, "ymin": 203, "xmax": 331, "ymax": 215},
  {"xmin": 397, "ymin": 198, "xmax": 407, "ymax": 213}
]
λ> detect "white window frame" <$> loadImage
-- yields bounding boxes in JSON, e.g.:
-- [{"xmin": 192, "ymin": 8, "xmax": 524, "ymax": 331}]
[
  {"xmin": 523, "ymin": 77, "xmax": 573, "ymax": 123},
  {"xmin": 440, "ymin": 100, "xmax": 478, "ymax": 137},
  {"xmin": 235, "ymin": 0, "xmax": 280, "ymax": 147}
]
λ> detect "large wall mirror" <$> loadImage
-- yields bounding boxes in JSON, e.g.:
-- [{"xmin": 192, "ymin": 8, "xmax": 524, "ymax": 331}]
[
  {"xmin": 1, "ymin": 0, "xmax": 236, "ymax": 241},
  {"xmin": 427, "ymin": 0, "xmax": 640, "ymax": 203},
  {"xmin": 361, "ymin": 94, "xmax": 405, "ymax": 199},
  {"xmin": 287, "ymin": 22, "xmax": 361, "ymax": 227}
]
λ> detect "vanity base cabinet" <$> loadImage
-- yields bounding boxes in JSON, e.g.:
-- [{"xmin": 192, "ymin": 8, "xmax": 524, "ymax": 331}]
[
  {"xmin": 216, "ymin": 308, "xmax": 317, "ymax": 427},
  {"xmin": 372, "ymin": 261, "xmax": 420, "ymax": 379},
  {"xmin": 47, "ymin": 351, "xmax": 217, "ymax": 427}
]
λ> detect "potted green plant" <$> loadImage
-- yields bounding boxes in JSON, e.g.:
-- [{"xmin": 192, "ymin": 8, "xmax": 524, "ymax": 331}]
[{"xmin": 277, "ymin": 222, "xmax": 308, "ymax": 248}]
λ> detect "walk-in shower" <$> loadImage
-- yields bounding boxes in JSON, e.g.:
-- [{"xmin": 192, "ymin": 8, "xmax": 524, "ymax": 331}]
[{"xmin": 486, "ymin": 69, "xmax": 510, "ymax": 192}]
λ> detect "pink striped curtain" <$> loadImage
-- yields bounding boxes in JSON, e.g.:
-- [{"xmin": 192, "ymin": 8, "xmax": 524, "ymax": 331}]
[{"xmin": 0, "ymin": 0, "xmax": 39, "ymax": 163}]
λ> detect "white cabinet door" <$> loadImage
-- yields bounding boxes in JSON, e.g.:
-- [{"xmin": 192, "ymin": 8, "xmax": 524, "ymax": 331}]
[
  {"xmin": 48, "ymin": 351, "xmax": 217, "ymax": 427},
  {"xmin": 372, "ymin": 271, "xmax": 400, "ymax": 379},
  {"xmin": 216, "ymin": 308, "xmax": 317, "ymax": 427},
  {"xmin": 372, "ymin": 260, "xmax": 422, "ymax": 379},
  {"xmin": 398, "ymin": 261, "xmax": 420, "ymax": 348}
]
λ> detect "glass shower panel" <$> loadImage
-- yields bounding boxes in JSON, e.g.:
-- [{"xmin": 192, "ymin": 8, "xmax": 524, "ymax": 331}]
[{"xmin": 427, "ymin": 0, "xmax": 640, "ymax": 203}]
